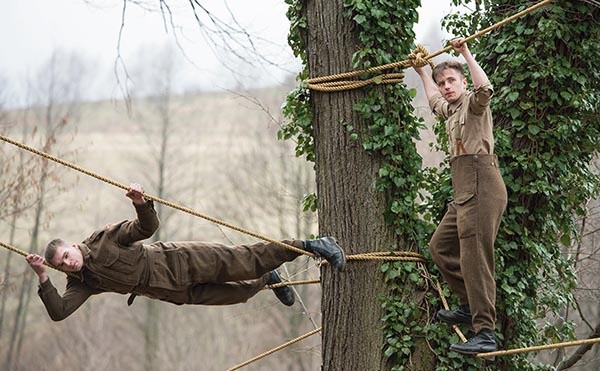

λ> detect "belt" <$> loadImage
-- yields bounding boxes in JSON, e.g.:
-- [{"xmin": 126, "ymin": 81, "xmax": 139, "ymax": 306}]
[{"xmin": 127, "ymin": 247, "xmax": 153, "ymax": 306}]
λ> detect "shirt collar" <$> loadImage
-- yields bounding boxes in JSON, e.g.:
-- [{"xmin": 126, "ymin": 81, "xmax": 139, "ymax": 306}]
[
  {"xmin": 78, "ymin": 243, "xmax": 91, "ymax": 263},
  {"xmin": 449, "ymin": 92, "xmax": 466, "ymax": 112}
]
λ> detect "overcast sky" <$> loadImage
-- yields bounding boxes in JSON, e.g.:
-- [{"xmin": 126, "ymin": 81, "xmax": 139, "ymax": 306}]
[{"xmin": 0, "ymin": 0, "xmax": 452, "ymax": 105}]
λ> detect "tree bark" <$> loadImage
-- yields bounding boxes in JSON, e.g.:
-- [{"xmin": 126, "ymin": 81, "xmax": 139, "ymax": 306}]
[
  {"xmin": 305, "ymin": 1, "xmax": 401, "ymax": 369},
  {"xmin": 5, "ymin": 163, "xmax": 48, "ymax": 371}
]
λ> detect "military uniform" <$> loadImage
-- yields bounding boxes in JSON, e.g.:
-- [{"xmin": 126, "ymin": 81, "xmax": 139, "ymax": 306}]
[
  {"xmin": 38, "ymin": 202, "xmax": 301, "ymax": 321},
  {"xmin": 428, "ymin": 83, "xmax": 507, "ymax": 333}
]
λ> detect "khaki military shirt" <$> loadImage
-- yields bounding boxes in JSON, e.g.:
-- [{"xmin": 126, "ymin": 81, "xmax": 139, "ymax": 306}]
[
  {"xmin": 38, "ymin": 201, "xmax": 159, "ymax": 321},
  {"xmin": 429, "ymin": 83, "xmax": 495, "ymax": 158}
]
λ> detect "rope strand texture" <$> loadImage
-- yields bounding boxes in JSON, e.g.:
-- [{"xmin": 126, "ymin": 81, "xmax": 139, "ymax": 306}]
[
  {"xmin": 0, "ymin": 134, "xmax": 427, "ymax": 264},
  {"xmin": 0, "ymin": 134, "xmax": 311, "ymax": 258},
  {"xmin": 475, "ymin": 337, "xmax": 600, "ymax": 358},
  {"xmin": 227, "ymin": 327, "xmax": 322, "ymax": 371},
  {"xmin": 0, "ymin": 241, "xmax": 76, "ymax": 277},
  {"xmin": 306, "ymin": 0, "xmax": 553, "ymax": 92}
]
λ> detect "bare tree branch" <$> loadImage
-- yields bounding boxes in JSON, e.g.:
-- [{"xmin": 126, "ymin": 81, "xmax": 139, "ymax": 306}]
[
  {"xmin": 107, "ymin": 0, "xmax": 296, "ymax": 102},
  {"xmin": 115, "ymin": 0, "xmax": 133, "ymax": 113},
  {"xmin": 557, "ymin": 323, "xmax": 600, "ymax": 370}
]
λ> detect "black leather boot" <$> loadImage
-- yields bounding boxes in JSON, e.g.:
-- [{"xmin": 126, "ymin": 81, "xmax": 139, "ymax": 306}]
[
  {"xmin": 302, "ymin": 237, "xmax": 346, "ymax": 271},
  {"xmin": 437, "ymin": 305, "xmax": 472, "ymax": 326},
  {"xmin": 267, "ymin": 270, "xmax": 294, "ymax": 306},
  {"xmin": 450, "ymin": 329, "xmax": 497, "ymax": 355}
]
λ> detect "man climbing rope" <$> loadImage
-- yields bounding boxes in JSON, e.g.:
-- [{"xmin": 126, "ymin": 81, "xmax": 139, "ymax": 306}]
[
  {"xmin": 26, "ymin": 183, "xmax": 346, "ymax": 321},
  {"xmin": 413, "ymin": 39, "xmax": 507, "ymax": 355}
]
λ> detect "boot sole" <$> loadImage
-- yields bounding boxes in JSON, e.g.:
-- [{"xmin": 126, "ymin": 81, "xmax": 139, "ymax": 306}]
[
  {"xmin": 326, "ymin": 238, "xmax": 346, "ymax": 271},
  {"xmin": 337, "ymin": 244, "xmax": 346, "ymax": 271},
  {"xmin": 451, "ymin": 348, "xmax": 496, "ymax": 358}
]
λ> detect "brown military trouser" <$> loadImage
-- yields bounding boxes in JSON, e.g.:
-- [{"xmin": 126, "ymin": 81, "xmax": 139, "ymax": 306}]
[
  {"xmin": 144, "ymin": 240, "xmax": 302, "ymax": 305},
  {"xmin": 429, "ymin": 154, "xmax": 507, "ymax": 333}
]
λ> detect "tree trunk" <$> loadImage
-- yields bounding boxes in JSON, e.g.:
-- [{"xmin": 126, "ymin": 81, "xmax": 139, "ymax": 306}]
[
  {"xmin": 143, "ymin": 121, "xmax": 167, "ymax": 371},
  {"xmin": 0, "ymin": 201, "xmax": 20, "ymax": 341},
  {"xmin": 0, "ymin": 124, "xmax": 30, "ymax": 343},
  {"xmin": 5, "ymin": 166, "xmax": 48, "ymax": 371},
  {"xmin": 305, "ymin": 1, "xmax": 401, "ymax": 369}
]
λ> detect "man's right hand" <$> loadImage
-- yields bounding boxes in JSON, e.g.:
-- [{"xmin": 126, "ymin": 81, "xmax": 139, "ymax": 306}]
[
  {"xmin": 413, "ymin": 64, "xmax": 438, "ymax": 101},
  {"xmin": 26, "ymin": 254, "xmax": 49, "ymax": 283}
]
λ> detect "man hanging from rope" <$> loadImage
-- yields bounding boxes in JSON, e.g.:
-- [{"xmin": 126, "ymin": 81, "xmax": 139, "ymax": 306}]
[
  {"xmin": 25, "ymin": 183, "xmax": 346, "ymax": 321},
  {"xmin": 413, "ymin": 39, "xmax": 507, "ymax": 355}
]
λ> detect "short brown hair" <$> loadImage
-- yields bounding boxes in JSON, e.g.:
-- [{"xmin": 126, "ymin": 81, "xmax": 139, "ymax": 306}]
[
  {"xmin": 432, "ymin": 60, "xmax": 465, "ymax": 84},
  {"xmin": 44, "ymin": 238, "xmax": 68, "ymax": 263}
]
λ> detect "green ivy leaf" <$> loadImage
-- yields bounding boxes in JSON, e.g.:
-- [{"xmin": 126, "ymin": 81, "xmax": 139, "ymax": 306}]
[{"xmin": 528, "ymin": 124, "xmax": 541, "ymax": 135}]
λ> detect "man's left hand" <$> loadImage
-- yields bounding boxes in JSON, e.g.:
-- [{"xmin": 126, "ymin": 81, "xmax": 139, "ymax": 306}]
[
  {"xmin": 126, "ymin": 183, "xmax": 146, "ymax": 205},
  {"xmin": 449, "ymin": 38, "xmax": 468, "ymax": 55}
]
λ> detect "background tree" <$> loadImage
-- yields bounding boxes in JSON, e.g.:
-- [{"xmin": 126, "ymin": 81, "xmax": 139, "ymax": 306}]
[
  {"xmin": 130, "ymin": 44, "xmax": 177, "ymax": 371},
  {"xmin": 220, "ymin": 88, "xmax": 320, "ymax": 370},
  {"xmin": 554, "ymin": 183, "xmax": 600, "ymax": 370},
  {"xmin": 109, "ymin": 0, "xmax": 293, "ymax": 104},
  {"xmin": 3, "ymin": 50, "xmax": 88, "ymax": 370},
  {"xmin": 0, "ymin": 124, "xmax": 37, "ymax": 345},
  {"xmin": 283, "ymin": 0, "xmax": 436, "ymax": 369},
  {"xmin": 0, "ymin": 78, "xmax": 36, "ymax": 345}
]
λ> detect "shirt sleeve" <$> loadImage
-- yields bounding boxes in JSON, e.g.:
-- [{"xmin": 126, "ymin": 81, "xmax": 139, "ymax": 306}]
[
  {"xmin": 38, "ymin": 276, "xmax": 97, "ymax": 321},
  {"xmin": 115, "ymin": 200, "xmax": 160, "ymax": 246},
  {"xmin": 428, "ymin": 92, "xmax": 450, "ymax": 119},
  {"xmin": 469, "ymin": 83, "xmax": 494, "ymax": 115}
]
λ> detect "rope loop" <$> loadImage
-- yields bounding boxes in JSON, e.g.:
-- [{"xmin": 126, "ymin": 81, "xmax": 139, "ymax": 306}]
[
  {"xmin": 407, "ymin": 44, "xmax": 434, "ymax": 69},
  {"xmin": 306, "ymin": 0, "xmax": 553, "ymax": 92}
]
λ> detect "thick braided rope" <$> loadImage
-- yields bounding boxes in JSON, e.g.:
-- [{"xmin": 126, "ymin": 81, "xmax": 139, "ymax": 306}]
[
  {"xmin": 314, "ymin": 72, "xmax": 405, "ymax": 87},
  {"xmin": 227, "ymin": 327, "xmax": 322, "ymax": 371},
  {"xmin": 0, "ymin": 134, "xmax": 311, "ymax": 258},
  {"xmin": 309, "ymin": 73, "xmax": 405, "ymax": 92},
  {"xmin": 0, "ymin": 134, "xmax": 428, "ymax": 264},
  {"xmin": 11, "ymin": 231, "xmax": 590, "ymax": 363},
  {"xmin": 265, "ymin": 279, "xmax": 321, "ymax": 289},
  {"xmin": 306, "ymin": 0, "xmax": 552, "ymax": 91},
  {"xmin": 475, "ymin": 337, "xmax": 600, "ymax": 358},
  {"xmin": 0, "ymin": 241, "xmax": 29, "ymax": 260},
  {"xmin": 0, "ymin": 241, "xmax": 75, "ymax": 277},
  {"xmin": 250, "ymin": 283, "xmax": 600, "ymax": 368},
  {"xmin": 307, "ymin": 44, "xmax": 431, "ymax": 85},
  {"xmin": 265, "ymin": 251, "xmax": 426, "ymax": 289},
  {"xmin": 264, "ymin": 270, "xmax": 466, "ymax": 343},
  {"xmin": 348, "ymin": 251, "xmax": 425, "ymax": 261}
]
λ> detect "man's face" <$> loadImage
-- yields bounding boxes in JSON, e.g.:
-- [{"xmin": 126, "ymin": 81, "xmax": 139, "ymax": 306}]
[
  {"xmin": 435, "ymin": 68, "xmax": 467, "ymax": 103},
  {"xmin": 51, "ymin": 244, "xmax": 84, "ymax": 272}
]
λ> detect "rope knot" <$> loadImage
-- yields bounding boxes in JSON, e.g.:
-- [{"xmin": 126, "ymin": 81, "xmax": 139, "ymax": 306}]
[{"xmin": 407, "ymin": 44, "xmax": 434, "ymax": 69}]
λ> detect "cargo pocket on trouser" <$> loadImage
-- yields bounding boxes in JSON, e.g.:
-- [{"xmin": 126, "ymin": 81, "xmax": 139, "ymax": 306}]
[{"xmin": 455, "ymin": 192, "xmax": 477, "ymax": 239}]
